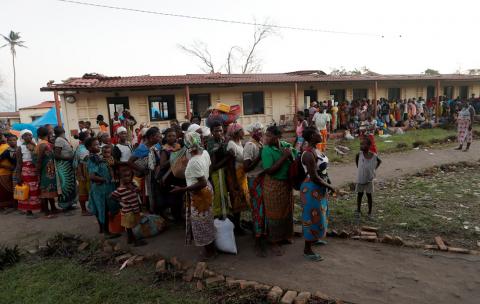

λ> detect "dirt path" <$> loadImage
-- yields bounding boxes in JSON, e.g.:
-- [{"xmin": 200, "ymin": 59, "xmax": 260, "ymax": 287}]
[{"xmin": 1, "ymin": 144, "xmax": 480, "ymax": 304}]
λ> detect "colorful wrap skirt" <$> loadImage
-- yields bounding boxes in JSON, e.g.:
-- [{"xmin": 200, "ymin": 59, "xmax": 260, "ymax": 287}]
[
  {"xmin": 186, "ymin": 184, "xmax": 216, "ymax": 247},
  {"xmin": 17, "ymin": 161, "xmax": 41, "ymax": 211},
  {"xmin": 248, "ymin": 175, "xmax": 267, "ymax": 237},
  {"xmin": 263, "ymin": 175, "xmax": 293, "ymax": 242},
  {"xmin": 300, "ymin": 178, "xmax": 329, "ymax": 241}
]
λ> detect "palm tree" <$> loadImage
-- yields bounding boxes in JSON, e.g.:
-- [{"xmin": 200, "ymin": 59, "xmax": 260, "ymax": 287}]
[{"xmin": 1, "ymin": 31, "xmax": 27, "ymax": 111}]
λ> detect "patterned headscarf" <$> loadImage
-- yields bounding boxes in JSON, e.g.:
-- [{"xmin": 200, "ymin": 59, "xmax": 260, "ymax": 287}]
[
  {"xmin": 246, "ymin": 122, "xmax": 264, "ymax": 141},
  {"xmin": 184, "ymin": 131, "xmax": 203, "ymax": 152},
  {"xmin": 227, "ymin": 122, "xmax": 243, "ymax": 137}
]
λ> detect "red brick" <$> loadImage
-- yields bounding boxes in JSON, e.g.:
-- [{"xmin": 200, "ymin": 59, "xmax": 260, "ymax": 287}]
[
  {"xmin": 434, "ymin": 236, "xmax": 448, "ymax": 251},
  {"xmin": 447, "ymin": 247, "xmax": 469, "ymax": 254}
]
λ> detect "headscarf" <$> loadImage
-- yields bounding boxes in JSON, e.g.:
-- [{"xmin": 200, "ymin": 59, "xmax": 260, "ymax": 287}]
[
  {"xmin": 246, "ymin": 122, "xmax": 264, "ymax": 141},
  {"xmin": 227, "ymin": 122, "xmax": 243, "ymax": 137},
  {"xmin": 184, "ymin": 131, "xmax": 203, "ymax": 152},
  {"xmin": 187, "ymin": 123, "xmax": 201, "ymax": 133},
  {"xmin": 116, "ymin": 126, "xmax": 127, "ymax": 134},
  {"xmin": 18, "ymin": 129, "xmax": 34, "ymax": 146}
]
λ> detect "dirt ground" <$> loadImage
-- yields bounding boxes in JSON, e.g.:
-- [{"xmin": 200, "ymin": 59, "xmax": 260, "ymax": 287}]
[{"xmin": 1, "ymin": 144, "xmax": 480, "ymax": 304}]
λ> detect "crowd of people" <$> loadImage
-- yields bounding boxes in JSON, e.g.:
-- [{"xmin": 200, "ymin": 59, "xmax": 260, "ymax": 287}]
[{"xmin": 0, "ymin": 94, "xmax": 475, "ymax": 261}]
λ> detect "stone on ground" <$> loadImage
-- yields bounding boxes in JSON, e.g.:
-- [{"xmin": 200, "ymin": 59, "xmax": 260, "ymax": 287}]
[
  {"xmin": 294, "ymin": 291, "xmax": 311, "ymax": 304},
  {"xmin": 204, "ymin": 275, "xmax": 224, "ymax": 287},
  {"xmin": 434, "ymin": 236, "xmax": 448, "ymax": 251},
  {"xmin": 193, "ymin": 262, "xmax": 207, "ymax": 279},
  {"xmin": 314, "ymin": 291, "xmax": 331, "ymax": 300},
  {"xmin": 268, "ymin": 286, "xmax": 283, "ymax": 303},
  {"xmin": 155, "ymin": 259, "xmax": 166, "ymax": 273},
  {"xmin": 280, "ymin": 290, "xmax": 298, "ymax": 304},
  {"xmin": 115, "ymin": 253, "xmax": 133, "ymax": 263}
]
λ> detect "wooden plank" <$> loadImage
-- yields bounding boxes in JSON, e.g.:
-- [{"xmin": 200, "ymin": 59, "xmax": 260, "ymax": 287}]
[{"xmin": 434, "ymin": 236, "xmax": 448, "ymax": 251}]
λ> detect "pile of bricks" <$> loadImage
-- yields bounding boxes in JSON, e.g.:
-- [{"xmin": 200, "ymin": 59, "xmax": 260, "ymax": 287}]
[{"xmin": 424, "ymin": 236, "xmax": 480, "ymax": 255}]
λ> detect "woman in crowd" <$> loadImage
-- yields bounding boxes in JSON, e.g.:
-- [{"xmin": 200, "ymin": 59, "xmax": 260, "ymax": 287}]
[
  {"xmin": 455, "ymin": 101, "xmax": 475, "ymax": 152},
  {"xmin": 54, "ymin": 126, "xmax": 77, "ymax": 212},
  {"xmin": 226, "ymin": 123, "xmax": 249, "ymax": 235},
  {"xmin": 294, "ymin": 111, "xmax": 308, "ymax": 151},
  {"xmin": 206, "ymin": 121, "xmax": 232, "ymax": 218},
  {"xmin": 0, "ymin": 133, "xmax": 16, "ymax": 210},
  {"xmin": 98, "ymin": 132, "xmax": 111, "ymax": 148},
  {"xmin": 128, "ymin": 127, "xmax": 161, "ymax": 213},
  {"xmin": 97, "ymin": 114, "xmax": 109, "ymax": 133},
  {"xmin": 113, "ymin": 127, "xmax": 133, "ymax": 165},
  {"xmin": 73, "ymin": 131, "xmax": 91, "ymax": 216},
  {"xmin": 122, "ymin": 109, "xmax": 137, "ymax": 142},
  {"xmin": 86, "ymin": 137, "xmax": 119, "ymax": 237},
  {"xmin": 36, "ymin": 126, "xmax": 58, "ymax": 218},
  {"xmin": 300, "ymin": 127, "xmax": 336, "ymax": 261},
  {"xmin": 171, "ymin": 131, "xmax": 216, "ymax": 259},
  {"xmin": 261, "ymin": 126, "xmax": 296, "ymax": 256},
  {"xmin": 243, "ymin": 122, "xmax": 267, "ymax": 257},
  {"xmin": 16, "ymin": 130, "xmax": 41, "ymax": 217},
  {"xmin": 157, "ymin": 128, "xmax": 183, "ymax": 221}
]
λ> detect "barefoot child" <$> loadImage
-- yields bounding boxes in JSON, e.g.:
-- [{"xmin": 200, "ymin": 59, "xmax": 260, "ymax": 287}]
[
  {"xmin": 111, "ymin": 167, "xmax": 146, "ymax": 246},
  {"xmin": 355, "ymin": 137, "xmax": 381, "ymax": 217}
]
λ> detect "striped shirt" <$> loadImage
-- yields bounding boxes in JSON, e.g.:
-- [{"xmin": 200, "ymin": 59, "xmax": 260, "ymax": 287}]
[{"xmin": 111, "ymin": 184, "xmax": 141, "ymax": 214}]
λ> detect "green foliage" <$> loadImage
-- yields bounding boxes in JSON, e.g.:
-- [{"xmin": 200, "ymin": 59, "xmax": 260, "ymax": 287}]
[
  {"xmin": 0, "ymin": 245, "xmax": 21, "ymax": 270},
  {"xmin": 424, "ymin": 68, "xmax": 440, "ymax": 75}
]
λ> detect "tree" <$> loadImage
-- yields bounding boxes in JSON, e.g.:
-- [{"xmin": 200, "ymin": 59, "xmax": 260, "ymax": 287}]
[
  {"xmin": 179, "ymin": 20, "xmax": 276, "ymax": 74},
  {"xmin": 330, "ymin": 66, "xmax": 377, "ymax": 76},
  {"xmin": 1, "ymin": 31, "xmax": 27, "ymax": 111},
  {"xmin": 467, "ymin": 69, "xmax": 480, "ymax": 75},
  {"xmin": 424, "ymin": 68, "xmax": 440, "ymax": 75}
]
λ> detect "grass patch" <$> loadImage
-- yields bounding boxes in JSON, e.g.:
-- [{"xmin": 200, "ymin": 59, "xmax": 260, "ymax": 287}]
[
  {"xmin": 328, "ymin": 162, "xmax": 480, "ymax": 248},
  {"xmin": 328, "ymin": 125, "xmax": 480, "ymax": 163},
  {"xmin": 0, "ymin": 259, "xmax": 205, "ymax": 304}
]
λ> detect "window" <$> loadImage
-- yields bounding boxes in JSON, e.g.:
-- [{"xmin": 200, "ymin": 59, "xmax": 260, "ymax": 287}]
[
  {"xmin": 329, "ymin": 89, "xmax": 346, "ymax": 102},
  {"xmin": 190, "ymin": 94, "xmax": 211, "ymax": 117},
  {"xmin": 459, "ymin": 86, "xmax": 469, "ymax": 99},
  {"xmin": 388, "ymin": 88, "xmax": 401, "ymax": 101},
  {"xmin": 148, "ymin": 95, "xmax": 176, "ymax": 121},
  {"xmin": 443, "ymin": 86, "xmax": 454, "ymax": 99},
  {"xmin": 242, "ymin": 92, "xmax": 264, "ymax": 115},
  {"xmin": 31, "ymin": 115, "xmax": 41, "ymax": 122},
  {"xmin": 353, "ymin": 89, "xmax": 368, "ymax": 100},
  {"xmin": 427, "ymin": 86, "xmax": 435, "ymax": 100}
]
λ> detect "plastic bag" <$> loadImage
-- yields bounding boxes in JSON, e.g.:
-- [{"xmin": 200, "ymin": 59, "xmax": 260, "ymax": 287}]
[
  {"xmin": 214, "ymin": 218, "xmax": 237, "ymax": 254},
  {"xmin": 133, "ymin": 214, "xmax": 167, "ymax": 240}
]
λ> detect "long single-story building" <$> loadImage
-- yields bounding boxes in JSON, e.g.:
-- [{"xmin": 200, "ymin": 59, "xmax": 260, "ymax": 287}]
[
  {"xmin": 18, "ymin": 100, "xmax": 55, "ymax": 123},
  {"xmin": 40, "ymin": 71, "xmax": 480, "ymax": 138}
]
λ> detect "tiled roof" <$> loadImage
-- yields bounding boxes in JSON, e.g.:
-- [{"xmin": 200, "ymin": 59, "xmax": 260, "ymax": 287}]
[
  {"xmin": 19, "ymin": 101, "xmax": 55, "ymax": 110},
  {"xmin": 0, "ymin": 111, "xmax": 20, "ymax": 118},
  {"xmin": 40, "ymin": 72, "xmax": 480, "ymax": 91}
]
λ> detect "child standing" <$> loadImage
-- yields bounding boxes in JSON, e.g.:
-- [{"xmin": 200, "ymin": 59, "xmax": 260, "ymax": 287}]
[
  {"xmin": 111, "ymin": 167, "xmax": 146, "ymax": 246},
  {"xmin": 85, "ymin": 137, "xmax": 120, "ymax": 237},
  {"xmin": 355, "ymin": 137, "xmax": 381, "ymax": 218}
]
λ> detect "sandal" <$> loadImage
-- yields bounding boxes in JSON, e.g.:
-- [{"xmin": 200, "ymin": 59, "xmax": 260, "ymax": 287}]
[
  {"xmin": 43, "ymin": 214, "xmax": 57, "ymax": 219},
  {"xmin": 313, "ymin": 240, "xmax": 328, "ymax": 246},
  {"xmin": 303, "ymin": 253, "xmax": 324, "ymax": 262}
]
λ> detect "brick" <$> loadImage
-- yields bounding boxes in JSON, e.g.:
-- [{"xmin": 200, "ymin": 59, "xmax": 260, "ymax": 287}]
[
  {"xmin": 447, "ymin": 247, "xmax": 470, "ymax": 254},
  {"xmin": 360, "ymin": 231, "xmax": 377, "ymax": 237},
  {"xmin": 170, "ymin": 256, "xmax": 182, "ymax": 270},
  {"xmin": 294, "ymin": 291, "xmax": 311, "ymax": 304},
  {"xmin": 338, "ymin": 230, "xmax": 349, "ymax": 238},
  {"xmin": 204, "ymin": 275, "xmax": 224, "ymax": 287},
  {"xmin": 196, "ymin": 281, "xmax": 204, "ymax": 291},
  {"xmin": 193, "ymin": 262, "xmax": 207, "ymax": 279},
  {"xmin": 392, "ymin": 236, "xmax": 404, "ymax": 246},
  {"xmin": 268, "ymin": 286, "xmax": 283, "ymax": 303},
  {"xmin": 239, "ymin": 281, "xmax": 257, "ymax": 290},
  {"xmin": 360, "ymin": 235, "xmax": 377, "ymax": 242},
  {"xmin": 78, "ymin": 242, "xmax": 89, "ymax": 251},
  {"xmin": 155, "ymin": 259, "xmax": 166, "ymax": 273},
  {"xmin": 281, "ymin": 290, "xmax": 298, "ymax": 304},
  {"xmin": 254, "ymin": 284, "xmax": 271, "ymax": 291},
  {"xmin": 424, "ymin": 245, "xmax": 439, "ymax": 250},
  {"xmin": 382, "ymin": 234, "xmax": 393, "ymax": 244},
  {"xmin": 314, "ymin": 291, "xmax": 331, "ymax": 300},
  {"xmin": 351, "ymin": 235, "xmax": 360, "ymax": 240},
  {"xmin": 204, "ymin": 270, "xmax": 216, "ymax": 278},
  {"xmin": 361, "ymin": 226, "xmax": 379, "ymax": 232},
  {"xmin": 434, "ymin": 236, "xmax": 448, "ymax": 251},
  {"xmin": 115, "ymin": 253, "xmax": 133, "ymax": 263},
  {"xmin": 183, "ymin": 268, "xmax": 194, "ymax": 282}
]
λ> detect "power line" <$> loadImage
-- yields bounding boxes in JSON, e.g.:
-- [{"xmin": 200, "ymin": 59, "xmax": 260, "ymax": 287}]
[{"xmin": 56, "ymin": 0, "xmax": 391, "ymax": 38}]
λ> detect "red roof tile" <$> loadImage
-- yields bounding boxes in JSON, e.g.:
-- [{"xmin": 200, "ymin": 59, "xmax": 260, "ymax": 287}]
[
  {"xmin": 40, "ymin": 72, "xmax": 480, "ymax": 91},
  {"xmin": 19, "ymin": 101, "xmax": 55, "ymax": 110},
  {"xmin": 0, "ymin": 111, "xmax": 20, "ymax": 118}
]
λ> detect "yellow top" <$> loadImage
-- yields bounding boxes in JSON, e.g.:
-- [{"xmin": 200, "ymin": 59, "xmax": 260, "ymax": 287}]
[{"xmin": 0, "ymin": 143, "xmax": 13, "ymax": 176}]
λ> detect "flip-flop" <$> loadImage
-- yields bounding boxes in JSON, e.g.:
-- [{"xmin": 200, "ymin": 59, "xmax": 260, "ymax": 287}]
[
  {"xmin": 303, "ymin": 253, "xmax": 324, "ymax": 262},
  {"xmin": 43, "ymin": 214, "xmax": 57, "ymax": 219},
  {"xmin": 313, "ymin": 240, "xmax": 328, "ymax": 246}
]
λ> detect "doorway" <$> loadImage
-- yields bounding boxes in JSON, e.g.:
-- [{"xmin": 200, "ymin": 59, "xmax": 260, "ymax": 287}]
[
  {"xmin": 304, "ymin": 90, "xmax": 317, "ymax": 109},
  {"xmin": 107, "ymin": 97, "xmax": 129, "ymax": 133},
  {"xmin": 190, "ymin": 94, "xmax": 211, "ymax": 117}
]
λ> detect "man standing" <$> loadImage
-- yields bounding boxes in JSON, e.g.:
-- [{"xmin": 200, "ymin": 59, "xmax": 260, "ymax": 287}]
[{"xmin": 312, "ymin": 106, "xmax": 331, "ymax": 152}]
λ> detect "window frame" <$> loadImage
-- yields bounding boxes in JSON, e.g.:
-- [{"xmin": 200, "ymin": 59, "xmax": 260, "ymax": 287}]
[
  {"xmin": 459, "ymin": 86, "xmax": 469, "ymax": 99},
  {"xmin": 148, "ymin": 95, "xmax": 176, "ymax": 121},
  {"xmin": 387, "ymin": 88, "xmax": 401, "ymax": 101},
  {"xmin": 242, "ymin": 91, "xmax": 265, "ymax": 115},
  {"xmin": 352, "ymin": 88, "xmax": 368, "ymax": 100}
]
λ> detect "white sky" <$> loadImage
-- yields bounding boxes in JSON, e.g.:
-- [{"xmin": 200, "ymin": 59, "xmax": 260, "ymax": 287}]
[{"xmin": 1, "ymin": 0, "xmax": 479, "ymax": 109}]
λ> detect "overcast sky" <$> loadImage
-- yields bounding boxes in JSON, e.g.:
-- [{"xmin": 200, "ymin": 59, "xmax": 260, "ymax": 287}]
[{"xmin": 1, "ymin": 0, "xmax": 479, "ymax": 109}]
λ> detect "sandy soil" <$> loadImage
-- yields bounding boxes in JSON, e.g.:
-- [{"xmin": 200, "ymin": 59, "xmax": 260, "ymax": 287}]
[{"xmin": 1, "ymin": 144, "xmax": 480, "ymax": 304}]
